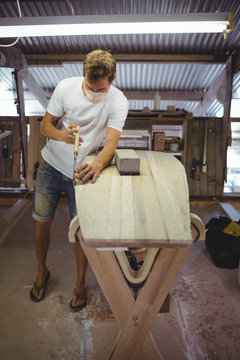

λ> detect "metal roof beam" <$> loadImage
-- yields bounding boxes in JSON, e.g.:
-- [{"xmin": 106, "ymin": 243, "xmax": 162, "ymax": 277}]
[{"xmin": 25, "ymin": 53, "xmax": 226, "ymax": 66}]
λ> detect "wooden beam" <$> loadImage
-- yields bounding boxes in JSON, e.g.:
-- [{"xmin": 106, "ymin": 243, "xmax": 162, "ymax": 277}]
[
  {"xmin": 1, "ymin": 47, "xmax": 49, "ymax": 112},
  {"xmin": 25, "ymin": 53, "xmax": 226, "ymax": 66},
  {"xmin": 123, "ymin": 90, "xmax": 203, "ymax": 101},
  {"xmin": 220, "ymin": 202, "xmax": 240, "ymax": 221},
  {"xmin": 115, "ymin": 54, "xmax": 223, "ymax": 64},
  {"xmin": 222, "ymin": 56, "xmax": 233, "ymax": 177},
  {"xmin": 233, "ymin": 49, "xmax": 240, "ymax": 75},
  {"xmin": 0, "ymin": 47, "xmax": 25, "ymax": 69},
  {"xmin": 193, "ymin": 56, "xmax": 233, "ymax": 183},
  {"xmin": 18, "ymin": 68, "xmax": 49, "ymax": 109},
  {"xmin": 23, "ymin": 88, "xmax": 202, "ymax": 102},
  {"xmin": 0, "ymin": 130, "xmax": 12, "ymax": 140},
  {"xmin": 13, "ymin": 70, "xmax": 27, "ymax": 179},
  {"xmin": 18, "ymin": 52, "xmax": 49, "ymax": 109},
  {"xmin": 230, "ymin": 117, "xmax": 240, "ymax": 122},
  {"xmin": 193, "ymin": 69, "xmax": 226, "ymax": 116}
]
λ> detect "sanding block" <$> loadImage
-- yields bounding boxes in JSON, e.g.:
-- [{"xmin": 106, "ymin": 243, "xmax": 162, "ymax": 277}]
[{"xmin": 115, "ymin": 149, "xmax": 140, "ymax": 175}]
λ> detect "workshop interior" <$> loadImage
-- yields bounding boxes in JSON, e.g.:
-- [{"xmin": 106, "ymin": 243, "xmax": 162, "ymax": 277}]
[{"xmin": 0, "ymin": 1, "xmax": 240, "ymax": 360}]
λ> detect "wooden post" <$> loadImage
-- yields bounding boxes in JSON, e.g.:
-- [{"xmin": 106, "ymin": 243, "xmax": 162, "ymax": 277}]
[
  {"xmin": 110, "ymin": 246, "xmax": 191, "ymax": 360},
  {"xmin": 221, "ymin": 56, "xmax": 233, "ymax": 181},
  {"xmin": 80, "ymin": 238, "xmax": 163, "ymax": 360},
  {"xmin": 13, "ymin": 69, "xmax": 27, "ymax": 179}
]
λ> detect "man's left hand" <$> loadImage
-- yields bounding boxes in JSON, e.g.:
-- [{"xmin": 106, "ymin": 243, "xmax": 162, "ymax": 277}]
[{"xmin": 75, "ymin": 161, "xmax": 101, "ymax": 184}]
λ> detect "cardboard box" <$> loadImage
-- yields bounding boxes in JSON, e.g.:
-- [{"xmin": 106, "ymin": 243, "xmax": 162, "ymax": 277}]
[{"xmin": 153, "ymin": 132, "xmax": 165, "ymax": 151}]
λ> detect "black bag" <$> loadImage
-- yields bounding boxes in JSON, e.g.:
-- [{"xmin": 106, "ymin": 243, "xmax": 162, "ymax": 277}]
[{"xmin": 205, "ymin": 216, "xmax": 240, "ymax": 269}]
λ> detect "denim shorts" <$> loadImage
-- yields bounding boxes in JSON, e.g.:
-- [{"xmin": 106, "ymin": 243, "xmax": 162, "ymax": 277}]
[{"xmin": 32, "ymin": 158, "xmax": 77, "ymax": 222}]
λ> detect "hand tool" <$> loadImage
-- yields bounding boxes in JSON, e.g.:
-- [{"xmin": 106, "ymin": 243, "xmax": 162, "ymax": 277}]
[{"xmin": 73, "ymin": 125, "xmax": 80, "ymax": 187}]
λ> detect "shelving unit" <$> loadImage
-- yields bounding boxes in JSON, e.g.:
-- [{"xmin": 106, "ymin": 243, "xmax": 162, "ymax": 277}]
[
  {"xmin": 123, "ymin": 110, "xmax": 193, "ymax": 167},
  {"xmin": 118, "ymin": 129, "xmax": 151, "ymax": 150}
]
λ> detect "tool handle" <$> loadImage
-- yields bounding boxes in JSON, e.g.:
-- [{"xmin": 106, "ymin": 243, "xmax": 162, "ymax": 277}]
[{"xmin": 74, "ymin": 125, "xmax": 80, "ymax": 154}]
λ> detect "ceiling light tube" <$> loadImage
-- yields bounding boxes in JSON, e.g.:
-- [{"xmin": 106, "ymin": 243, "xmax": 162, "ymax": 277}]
[{"xmin": 0, "ymin": 13, "xmax": 233, "ymax": 38}]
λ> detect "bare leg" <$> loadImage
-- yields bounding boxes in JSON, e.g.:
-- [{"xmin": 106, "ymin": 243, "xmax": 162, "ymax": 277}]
[
  {"xmin": 71, "ymin": 241, "xmax": 88, "ymax": 307},
  {"xmin": 32, "ymin": 220, "xmax": 52, "ymax": 300}
]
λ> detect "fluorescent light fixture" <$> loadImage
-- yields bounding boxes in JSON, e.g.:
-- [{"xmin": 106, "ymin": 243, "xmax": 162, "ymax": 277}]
[{"xmin": 0, "ymin": 13, "xmax": 234, "ymax": 38}]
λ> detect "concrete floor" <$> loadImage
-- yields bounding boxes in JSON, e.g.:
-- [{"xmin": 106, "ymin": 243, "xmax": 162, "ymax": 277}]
[{"xmin": 0, "ymin": 198, "xmax": 240, "ymax": 360}]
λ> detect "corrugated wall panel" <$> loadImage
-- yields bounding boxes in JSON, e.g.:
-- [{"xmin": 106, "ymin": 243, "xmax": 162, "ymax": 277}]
[{"xmin": 233, "ymin": 72, "xmax": 240, "ymax": 93}]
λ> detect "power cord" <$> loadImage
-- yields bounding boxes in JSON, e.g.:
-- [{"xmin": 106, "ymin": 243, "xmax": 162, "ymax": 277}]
[
  {"xmin": 0, "ymin": 0, "xmax": 21, "ymax": 47},
  {"xmin": 66, "ymin": 0, "xmax": 75, "ymax": 16},
  {"xmin": 0, "ymin": 0, "xmax": 75, "ymax": 48}
]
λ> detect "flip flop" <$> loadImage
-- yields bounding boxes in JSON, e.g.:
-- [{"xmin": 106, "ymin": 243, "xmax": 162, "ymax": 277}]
[
  {"xmin": 70, "ymin": 288, "xmax": 87, "ymax": 312},
  {"xmin": 30, "ymin": 271, "xmax": 50, "ymax": 302}
]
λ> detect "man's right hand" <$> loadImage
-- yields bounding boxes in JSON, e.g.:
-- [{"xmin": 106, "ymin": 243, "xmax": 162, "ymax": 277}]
[
  {"xmin": 40, "ymin": 112, "xmax": 83, "ymax": 146},
  {"xmin": 62, "ymin": 123, "xmax": 83, "ymax": 145}
]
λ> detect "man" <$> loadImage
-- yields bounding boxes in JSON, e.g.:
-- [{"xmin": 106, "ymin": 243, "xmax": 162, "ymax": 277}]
[{"xmin": 30, "ymin": 49, "xmax": 128, "ymax": 311}]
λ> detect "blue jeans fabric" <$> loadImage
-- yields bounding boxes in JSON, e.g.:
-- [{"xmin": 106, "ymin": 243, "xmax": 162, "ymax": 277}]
[{"xmin": 32, "ymin": 158, "xmax": 77, "ymax": 222}]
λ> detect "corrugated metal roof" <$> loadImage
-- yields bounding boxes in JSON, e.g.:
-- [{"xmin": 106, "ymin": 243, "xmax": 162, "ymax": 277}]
[
  {"xmin": 115, "ymin": 63, "xmax": 225, "ymax": 91},
  {"xmin": 0, "ymin": 0, "xmax": 240, "ymax": 116},
  {"xmin": 205, "ymin": 99, "xmax": 223, "ymax": 117},
  {"xmin": 233, "ymin": 72, "xmax": 240, "ymax": 94},
  {"xmin": 29, "ymin": 63, "xmax": 84, "ymax": 89},
  {"xmin": 0, "ymin": 63, "xmax": 237, "ymax": 116},
  {"xmin": 25, "ymin": 62, "xmax": 226, "ymax": 92},
  {"xmin": 1, "ymin": 0, "xmax": 240, "ymax": 55}
]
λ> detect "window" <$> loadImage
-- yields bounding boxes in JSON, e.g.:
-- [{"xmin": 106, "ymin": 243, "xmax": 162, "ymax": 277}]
[{"xmin": 224, "ymin": 122, "xmax": 240, "ymax": 194}]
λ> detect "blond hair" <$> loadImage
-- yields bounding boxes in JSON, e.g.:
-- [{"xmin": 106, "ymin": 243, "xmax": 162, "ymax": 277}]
[{"xmin": 83, "ymin": 49, "xmax": 116, "ymax": 83}]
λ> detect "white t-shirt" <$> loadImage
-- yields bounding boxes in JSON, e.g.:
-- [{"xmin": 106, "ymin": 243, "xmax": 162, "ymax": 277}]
[{"xmin": 41, "ymin": 77, "xmax": 128, "ymax": 178}]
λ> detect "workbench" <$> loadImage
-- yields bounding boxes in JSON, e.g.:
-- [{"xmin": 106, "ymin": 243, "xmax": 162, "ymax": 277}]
[{"xmin": 70, "ymin": 150, "xmax": 201, "ymax": 360}]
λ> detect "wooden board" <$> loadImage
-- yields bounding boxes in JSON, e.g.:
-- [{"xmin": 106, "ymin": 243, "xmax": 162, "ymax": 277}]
[
  {"xmin": 75, "ymin": 151, "xmax": 192, "ymax": 248},
  {"xmin": 220, "ymin": 202, "xmax": 240, "ymax": 221}
]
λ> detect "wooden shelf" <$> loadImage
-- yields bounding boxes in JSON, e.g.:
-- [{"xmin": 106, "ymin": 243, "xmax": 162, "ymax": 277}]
[
  {"xmin": 162, "ymin": 150, "xmax": 184, "ymax": 154},
  {"xmin": 123, "ymin": 110, "xmax": 192, "ymax": 167}
]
